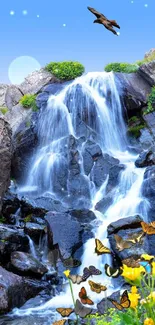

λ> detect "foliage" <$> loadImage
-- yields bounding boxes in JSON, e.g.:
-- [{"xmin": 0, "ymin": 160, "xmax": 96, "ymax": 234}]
[
  {"xmin": 0, "ymin": 106, "xmax": 8, "ymax": 115},
  {"xmin": 104, "ymin": 62, "xmax": 138, "ymax": 73},
  {"xmin": 128, "ymin": 124, "xmax": 145, "ymax": 138},
  {"xmin": 24, "ymin": 214, "xmax": 32, "ymax": 223},
  {"xmin": 0, "ymin": 216, "xmax": 6, "ymax": 224},
  {"xmin": 25, "ymin": 120, "xmax": 31, "ymax": 128},
  {"xmin": 143, "ymin": 86, "xmax": 155, "ymax": 115},
  {"xmin": 45, "ymin": 61, "xmax": 85, "ymax": 80},
  {"xmin": 128, "ymin": 116, "xmax": 139, "ymax": 124},
  {"xmin": 19, "ymin": 94, "xmax": 38, "ymax": 112}
]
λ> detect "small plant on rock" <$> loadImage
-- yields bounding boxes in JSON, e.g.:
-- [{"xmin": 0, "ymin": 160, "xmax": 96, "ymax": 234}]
[
  {"xmin": 104, "ymin": 62, "xmax": 138, "ymax": 73},
  {"xmin": 45, "ymin": 61, "xmax": 85, "ymax": 80},
  {"xmin": 19, "ymin": 94, "xmax": 38, "ymax": 112},
  {"xmin": 144, "ymin": 86, "xmax": 155, "ymax": 115}
]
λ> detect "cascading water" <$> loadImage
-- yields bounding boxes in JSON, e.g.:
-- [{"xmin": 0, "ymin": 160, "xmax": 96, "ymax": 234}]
[{"xmin": 11, "ymin": 72, "xmax": 149, "ymax": 321}]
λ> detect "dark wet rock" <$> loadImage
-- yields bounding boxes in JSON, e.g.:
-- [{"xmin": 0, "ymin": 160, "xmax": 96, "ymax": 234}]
[
  {"xmin": 135, "ymin": 147, "xmax": 155, "ymax": 167},
  {"xmin": 42, "ymin": 81, "xmax": 70, "ymax": 94},
  {"xmin": 82, "ymin": 150, "xmax": 94, "ymax": 176},
  {"xmin": 10, "ymin": 251, "xmax": 48, "ymax": 277},
  {"xmin": 24, "ymin": 222, "xmax": 46, "ymax": 242},
  {"xmin": 0, "ymin": 118, "xmax": 12, "ymax": 212},
  {"xmin": 138, "ymin": 127, "xmax": 154, "ymax": 149},
  {"xmin": 5, "ymin": 85, "xmax": 23, "ymax": 110},
  {"xmin": 142, "ymin": 166, "xmax": 155, "ymax": 222},
  {"xmin": 115, "ymin": 72, "xmax": 151, "ymax": 115},
  {"xmin": 5, "ymin": 103, "xmax": 33, "ymax": 135},
  {"xmin": 36, "ymin": 92, "xmax": 49, "ymax": 109},
  {"xmin": 95, "ymin": 195, "xmax": 113, "ymax": 213},
  {"xmin": 143, "ymin": 112, "xmax": 155, "ymax": 137},
  {"xmin": 70, "ymin": 209, "xmax": 96, "ymax": 223},
  {"xmin": 2, "ymin": 192, "xmax": 20, "ymax": 219},
  {"xmin": 45, "ymin": 211, "xmax": 93, "ymax": 260},
  {"xmin": 97, "ymin": 290, "xmax": 120, "ymax": 314},
  {"xmin": 11, "ymin": 118, "xmax": 38, "ymax": 182},
  {"xmin": 138, "ymin": 61, "xmax": 155, "ymax": 86},
  {"xmin": 0, "ymin": 267, "xmax": 45, "ymax": 315},
  {"xmin": 106, "ymin": 164, "xmax": 125, "ymax": 192},
  {"xmin": 82, "ymin": 140, "xmax": 102, "ymax": 175},
  {"xmin": 108, "ymin": 215, "xmax": 149, "ymax": 261},
  {"xmin": 0, "ymin": 225, "xmax": 29, "ymax": 262}
]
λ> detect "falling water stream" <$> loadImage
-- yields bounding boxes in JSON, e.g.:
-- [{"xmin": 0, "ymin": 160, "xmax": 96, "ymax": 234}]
[{"xmin": 8, "ymin": 72, "xmax": 149, "ymax": 322}]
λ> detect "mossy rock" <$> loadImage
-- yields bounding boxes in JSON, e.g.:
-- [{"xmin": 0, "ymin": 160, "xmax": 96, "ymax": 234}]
[
  {"xmin": 0, "ymin": 107, "xmax": 9, "ymax": 115},
  {"xmin": 19, "ymin": 94, "xmax": 38, "ymax": 112},
  {"xmin": 128, "ymin": 124, "xmax": 145, "ymax": 138}
]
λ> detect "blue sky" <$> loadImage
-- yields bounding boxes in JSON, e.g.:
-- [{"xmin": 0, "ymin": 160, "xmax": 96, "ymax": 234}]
[{"xmin": 0, "ymin": 0, "xmax": 154, "ymax": 83}]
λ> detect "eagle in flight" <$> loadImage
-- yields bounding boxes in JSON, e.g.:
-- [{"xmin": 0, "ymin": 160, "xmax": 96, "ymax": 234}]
[{"xmin": 87, "ymin": 6, "xmax": 120, "ymax": 35}]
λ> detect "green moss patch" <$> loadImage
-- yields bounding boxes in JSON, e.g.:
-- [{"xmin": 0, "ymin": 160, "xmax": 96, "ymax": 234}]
[
  {"xmin": 143, "ymin": 86, "xmax": 155, "ymax": 115},
  {"xmin": 19, "ymin": 94, "xmax": 38, "ymax": 112},
  {"xmin": 45, "ymin": 61, "xmax": 85, "ymax": 80},
  {"xmin": 0, "ymin": 107, "xmax": 9, "ymax": 115},
  {"xmin": 104, "ymin": 62, "xmax": 138, "ymax": 73}
]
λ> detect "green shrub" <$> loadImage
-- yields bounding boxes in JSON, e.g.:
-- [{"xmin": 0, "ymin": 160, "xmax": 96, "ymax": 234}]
[
  {"xmin": 128, "ymin": 124, "xmax": 145, "ymax": 138},
  {"xmin": 24, "ymin": 214, "xmax": 32, "ymax": 223},
  {"xmin": 104, "ymin": 62, "xmax": 138, "ymax": 73},
  {"xmin": 128, "ymin": 116, "xmax": 139, "ymax": 124},
  {"xmin": 45, "ymin": 61, "xmax": 85, "ymax": 80},
  {"xmin": 0, "ymin": 216, "xmax": 6, "ymax": 224},
  {"xmin": 19, "ymin": 94, "xmax": 38, "ymax": 112},
  {"xmin": 0, "ymin": 107, "xmax": 8, "ymax": 115},
  {"xmin": 144, "ymin": 86, "xmax": 155, "ymax": 115}
]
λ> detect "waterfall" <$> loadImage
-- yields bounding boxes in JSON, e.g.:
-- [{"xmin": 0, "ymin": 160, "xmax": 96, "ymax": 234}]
[{"xmin": 12, "ymin": 72, "xmax": 149, "ymax": 319}]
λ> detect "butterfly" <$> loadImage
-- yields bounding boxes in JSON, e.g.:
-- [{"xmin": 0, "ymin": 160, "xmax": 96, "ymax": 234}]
[
  {"xmin": 122, "ymin": 257, "xmax": 141, "ymax": 268},
  {"xmin": 88, "ymin": 280, "xmax": 107, "ymax": 293},
  {"xmin": 141, "ymin": 221, "xmax": 155, "ymax": 235},
  {"xmin": 74, "ymin": 299, "xmax": 92, "ymax": 318},
  {"xmin": 127, "ymin": 232, "xmax": 145, "ymax": 244},
  {"xmin": 108, "ymin": 290, "xmax": 130, "ymax": 311},
  {"xmin": 56, "ymin": 308, "xmax": 74, "ymax": 317},
  {"xmin": 53, "ymin": 320, "xmax": 66, "ymax": 325},
  {"xmin": 105, "ymin": 263, "xmax": 123, "ymax": 278},
  {"xmin": 68, "ymin": 274, "xmax": 83, "ymax": 284},
  {"xmin": 139, "ymin": 258, "xmax": 154, "ymax": 274},
  {"xmin": 114, "ymin": 234, "xmax": 132, "ymax": 252},
  {"xmin": 95, "ymin": 239, "xmax": 111, "ymax": 255},
  {"xmin": 79, "ymin": 287, "xmax": 94, "ymax": 305},
  {"xmin": 62, "ymin": 257, "xmax": 81, "ymax": 268},
  {"xmin": 82, "ymin": 265, "xmax": 102, "ymax": 281}
]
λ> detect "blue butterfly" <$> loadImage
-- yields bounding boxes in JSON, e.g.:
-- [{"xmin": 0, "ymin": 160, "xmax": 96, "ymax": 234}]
[{"xmin": 139, "ymin": 259, "xmax": 154, "ymax": 274}]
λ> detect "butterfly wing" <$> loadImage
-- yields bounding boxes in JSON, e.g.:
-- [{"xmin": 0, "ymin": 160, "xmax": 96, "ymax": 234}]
[
  {"xmin": 74, "ymin": 299, "xmax": 92, "ymax": 318},
  {"xmin": 69, "ymin": 274, "xmax": 83, "ymax": 285},
  {"xmin": 105, "ymin": 263, "xmax": 122, "ymax": 278},
  {"xmin": 63, "ymin": 257, "xmax": 81, "ymax": 268},
  {"xmin": 56, "ymin": 308, "xmax": 73, "ymax": 317},
  {"xmin": 139, "ymin": 261, "xmax": 152, "ymax": 273},
  {"xmin": 108, "ymin": 298, "xmax": 123, "ymax": 311},
  {"xmin": 120, "ymin": 290, "xmax": 130, "ymax": 308},
  {"xmin": 88, "ymin": 280, "xmax": 107, "ymax": 293},
  {"xmin": 79, "ymin": 287, "xmax": 94, "ymax": 305},
  {"xmin": 89, "ymin": 265, "xmax": 102, "ymax": 276},
  {"xmin": 95, "ymin": 239, "xmax": 111, "ymax": 255},
  {"xmin": 82, "ymin": 267, "xmax": 91, "ymax": 281},
  {"xmin": 114, "ymin": 234, "xmax": 132, "ymax": 251},
  {"xmin": 53, "ymin": 320, "xmax": 66, "ymax": 325}
]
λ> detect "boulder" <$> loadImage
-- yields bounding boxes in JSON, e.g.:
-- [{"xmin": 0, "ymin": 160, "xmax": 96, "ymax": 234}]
[
  {"xmin": 115, "ymin": 72, "xmax": 151, "ymax": 115},
  {"xmin": 143, "ymin": 112, "xmax": 155, "ymax": 137},
  {"xmin": 0, "ymin": 225, "xmax": 29, "ymax": 261},
  {"xmin": 5, "ymin": 85, "xmax": 23, "ymax": 110},
  {"xmin": 10, "ymin": 251, "xmax": 48, "ymax": 277},
  {"xmin": 135, "ymin": 147, "xmax": 155, "ymax": 167},
  {"xmin": 95, "ymin": 195, "xmax": 113, "ymax": 213},
  {"xmin": 0, "ymin": 118, "xmax": 12, "ymax": 212},
  {"xmin": 24, "ymin": 222, "xmax": 46, "ymax": 242},
  {"xmin": 138, "ymin": 127, "xmax": 154, "ymax": 149},
  {"xmin": 138, "ymin": 61, "xmax": 155, "ymax": 86},
  {"xmin": 0, "ymin": 266, "xmax": 47, "ymax": 314},
  {"xmin": 5, "ymin": 103, "xmax": 33, "ymax": 135},
  {"xmin": 19, "ymin": 68, "xmax": 61, "ymax": 95},
  {"xmin": 142, "ymin": 166, "xmax": 155, "ymax": 222},
  {"xmin": 144, "ymin": 48, "xmax": 155, "ymax": 59},
  {"xmin": 107, "ymin": 215, "xmax": 149, "ymax": 261},
  {"xmin": 0, "ymin": 84, "xmax": 9, "ymax": 107}
]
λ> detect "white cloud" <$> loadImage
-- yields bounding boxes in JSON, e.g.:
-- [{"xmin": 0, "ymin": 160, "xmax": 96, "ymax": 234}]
[
  {"xmin": 10, "ymin": 10, "xmax": 15, "ymax": 16},
  {"xmin": 37, "ymin": 15, "xmax": 40, "ymax": 18},
  {"xmin": 144, "ymin": 3, "xmax": 148, "ymax": 7},
  {"xmin": 22, "ymin": 10, "xmax": 28, "ymax": 15},
  {"xmin": 63, "ymin": 23, "xmax": 66, "ymax": 27}
]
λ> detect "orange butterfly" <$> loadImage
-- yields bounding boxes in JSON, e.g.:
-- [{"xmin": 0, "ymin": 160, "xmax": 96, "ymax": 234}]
[
  {"xmin": 108, "ymin": 290, "xmax": 130, "ymax": 311},
  {"xmin": 141, "ymin": 221, "xmax": 155, "ymax": 235},
  {"xmin": 79, "ymin": 287, "xmax": 94, "ymax": 305},
  {"xmin": 56, "ymin": 308, "xmax": 73, "ymax": 317},
  {"xmin": 53, "ymin": 320, "xmax": 66, "ymax": 325}
]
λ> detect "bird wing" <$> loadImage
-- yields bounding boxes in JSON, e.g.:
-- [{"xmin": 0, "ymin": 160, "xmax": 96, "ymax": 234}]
[
  {"xmin": 87, "ymin": 7, "xmax": 107, "ymax": 20},
  {"xmin": 108, "ymin": 19, "xmax": 120, "ymax": 29}
]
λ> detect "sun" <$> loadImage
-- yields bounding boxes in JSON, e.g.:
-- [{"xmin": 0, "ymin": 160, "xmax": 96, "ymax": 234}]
[{"xmin": 8, "ymin": 56, "xmax": 41, "ymax": 84}]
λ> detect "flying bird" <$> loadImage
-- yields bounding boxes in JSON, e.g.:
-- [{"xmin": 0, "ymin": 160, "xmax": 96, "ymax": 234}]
[{"xmin": 87, "ymin": 6, "xmax": 120, "ymax": 36}]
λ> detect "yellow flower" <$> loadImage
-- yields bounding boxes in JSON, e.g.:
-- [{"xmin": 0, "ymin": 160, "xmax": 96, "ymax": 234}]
[
  {"xmin": 147, "ymin": 291, "xmax": 155, "ymax": 302},
  {"xmin": 63, "ymin": 269, "xmax": 70, "ymax": 278},
  {"xmin": 152, "ymin": 262, "xmax": 155, "ymax": 275},
  {"xmin": 122, "ymin": 264, "xmax": 145, "ymax": 281},
  {"xmin": 141, "ymin": 254, "xmax": 154, "ymax": 261},
  {"xmin": 144, "ymin": 318, "xmax": 155, "ymax": 325},
  {"xmin": 128, "ymin": 286, "xmax": 140, "ymax": 309}
]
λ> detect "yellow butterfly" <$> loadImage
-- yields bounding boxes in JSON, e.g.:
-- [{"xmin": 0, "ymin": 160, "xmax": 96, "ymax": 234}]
[
  {"xmin": 127, "ymin": 232, "xmax": 145, "ymax": 244},
  {"xmin": 53, "ymin": 320, "xmax": 67, "ymax": 325},
  {"xmin": 56, "ymin": 308, "xmax": 73, "ymax": 317},
  {"xmin": 141, "ymin": 221, "xmax": 155, "ymax": 235},
  {"xmin": 88, "ymin": 280, "xmax": 107, "ymax": 293},
  {"xmin": 95, "ymin": 239, "xmax": 111, "ymax": 255},
  {"xmin": 114, "ymin": 234, "xmax": 132, "ymax": 252},
  {"xmin": 108, "ymin": 290, "xmax": 130, "ymax": 311}
]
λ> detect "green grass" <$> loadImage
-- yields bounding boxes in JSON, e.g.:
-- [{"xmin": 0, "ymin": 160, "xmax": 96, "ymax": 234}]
[
  {"xmin": 19, "ymin": 94, "xmax": 38, "ymax": 112},
  {"xmin": 104, "ymin": 62, "xmax": 138, "ymax": 73},
  {"xmin": 128, "ymin": 116, "xmax": 139, "ymax": 124},
  {"xmin": 24, "ymin": 214, "xmax": 32, "ymax": 223},
  {"xmin": 0, "ymin": 106, "xmax": 9, "ymax": 115},
  {"xmin": 128, "ymin": 124, "xmax": 145, "ymax": 138},
  {"xmin": 45, "ymin": 61, "xmax": 85, "ymax": 80}
]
